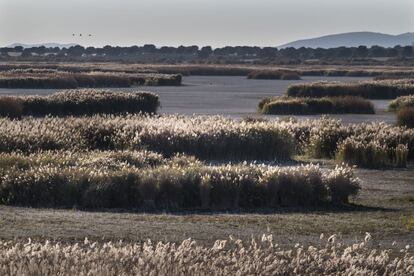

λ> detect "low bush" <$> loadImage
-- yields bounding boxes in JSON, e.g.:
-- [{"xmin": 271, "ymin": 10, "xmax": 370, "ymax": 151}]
[
  {"xmin": 397, "ymin": 107, "xmax": 414, "ymax": 128},
  {"xmin": 0, "ymin": 152, "xmax": 359, "ymax": 208},
  {"xmin": 286, "ymin": 79, "xmax": 414, "ymax": 99},
  {"xmin": 258, "ymin": 96, "xmax": 374, "ymax": 115},
  {"xmin": 247, "ymin": 70, "xmax": 301, "ymax": 80},
  {"xmin": 0, "ymin": 89, "xmax": 160, "ymax": 117}
]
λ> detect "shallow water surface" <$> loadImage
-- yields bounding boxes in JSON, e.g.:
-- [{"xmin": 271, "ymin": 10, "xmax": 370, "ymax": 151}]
[{"xmin": 0, "ymin": 75, "xmax": 395, "ymax": 124}]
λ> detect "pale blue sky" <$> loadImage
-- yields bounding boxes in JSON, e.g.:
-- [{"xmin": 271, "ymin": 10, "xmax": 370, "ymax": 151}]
[{"xmin": 1, "ymin": 0, "xmax": 413, "ymax": 47}]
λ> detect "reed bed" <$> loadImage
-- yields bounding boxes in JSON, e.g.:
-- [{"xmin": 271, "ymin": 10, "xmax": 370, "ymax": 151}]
[
  {"xmin": 0, "ymin": 234, "xmax": 412, "ymax": 275},
  {"xmin": 305, "ymin": 119, "xmax": 414, "ymax": 161},
  {"xmin": 286, "ymin": 79, "xmax": 414, "ymax": 99},
  {"xmin": 247, "ymin": 70, "xmax": 301, "ymax": 80},
  {"xmin": 397, "ymin": 107, "xmax": 414, "ymax": 129},
  {"xmin": 0, "ymin": 115, "xmax": 294, "ymax": 161},
  {"xmin": 389, "ymin": 95, "xmax": 414, "ymax": 111},
  {"xmin": 0, "ymin": 151, "xmax": 359, "ymax": 208},
  {"xmin": 336, "ymin": 139, "xmax": 409, "ymax": 169},
  {"xmin": 0, "ymin": 71, "xmax": 181, "ymax": 89},
  {"xmin": 0, "ymin": 115, "xmax": 412, "ymax": 168},
  {"xmin": 258, "ymin": 96, "xmax": 374, "ymax": 115},
  {"xmin": 0, "ymin": 89, "xmax": 159, "ymax": 117}
]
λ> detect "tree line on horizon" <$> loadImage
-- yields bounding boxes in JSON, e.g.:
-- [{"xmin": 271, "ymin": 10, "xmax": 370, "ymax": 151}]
[{"xmin": 1, "ymin": 44, "xmax": 413, "ymax": 63}]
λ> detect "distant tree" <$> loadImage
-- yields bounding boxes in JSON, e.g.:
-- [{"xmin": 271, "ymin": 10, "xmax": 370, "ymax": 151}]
[
  {"xmin": 21, "ymin": 48, "xmax": 32, "ymax": 57},
  {"xmin": 143, "ymin": 44, "xmax": 156, "ymax": 53},
  {"xmin": 85, "ymin": 46, "xmax": 96, "ymax": 56},
  {"xmin": 369, "ymin": 45, "xmax": 387, "ymax": 57},
  {"xmin": 13, "ymin": 46, "xmax": 24, "ymax": 52},
  {"xmin": 259, "ymin": 47, "xmax": 278, "ymax": 58},
  {"xmin": 353, "ymin": 46, "xmax": 368, "ymax": 58},
  {"xmin": 198, "ymin": 46, "xmax": 213, "ymax": 58},
  {"xmin": 402, "ymin": 45, "xmax": 413, "ymax": 57},
  {"xmin": 67, "ymin": 45, "xmax": 85, "ymax": 56}
]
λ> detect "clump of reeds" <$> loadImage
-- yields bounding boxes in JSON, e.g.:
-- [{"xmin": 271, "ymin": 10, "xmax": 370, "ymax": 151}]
[
  {"xmin": 389, "ymin": 95, "xmax": 414, "ymax": 111},
  {"xmin": 0, "ymin": 71, "xmax": 182, "ymax": 88},
  {"xmin": 335, "ymin": 138, "xmax": 409, "ymax": 169},
  {"xmin": 286, "ymin": 79, "xmax": 414, "ymax": 99},
  {"xmin": 0, "ymin": 115, "xmax": 295, "ymax": 160},
  {"xmin": 247, "ymin": 70, "xmax": 301, "ymax": 80},
  {"xmin": 258, "ymin": 96, "xmax": 374, "ymax": 115},
  {"xmin": 397, "ymin": 107, "xmax": 414, "ymax": 128},
  {"xmin": 0, "ymin": 97, "xmax": 23, "ymax": 118},
  {"xmin": 0, "ymin": 151, "xmax": 359, "ymax": 209},
  {"xmin": 0, "ymin": 89, "xmax": 160, "ymax": 117}
]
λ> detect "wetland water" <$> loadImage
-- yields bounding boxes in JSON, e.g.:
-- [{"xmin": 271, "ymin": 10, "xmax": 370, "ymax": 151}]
[{"xmin": 0, "ymin": 76, "xmax": 395, "ymax": 124}]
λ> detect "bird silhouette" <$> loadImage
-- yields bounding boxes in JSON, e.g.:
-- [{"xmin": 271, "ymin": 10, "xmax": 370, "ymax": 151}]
[{"xmin": 79, "ymin": 34, "xmax": 82, "ymax": 36}]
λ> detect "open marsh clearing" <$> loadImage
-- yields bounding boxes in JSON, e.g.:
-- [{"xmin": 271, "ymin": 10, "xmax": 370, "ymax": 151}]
[{"xmin": 0, "ymin": 75, "xmax": 396, "ymax": 123}]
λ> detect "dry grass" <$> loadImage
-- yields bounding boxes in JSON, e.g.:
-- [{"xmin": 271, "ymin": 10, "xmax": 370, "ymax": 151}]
[
  {"xmin": 0, "ymin": 115, "xmax": 413, "ymax": 167},
  {"xmin": 389, "ymin": 95, "xmax": 414, "ymax": 111},
  {"xmin": 258, "ymin": 96, "xmax": 374, "ymax": 115},
  {"xmin": 286, "ymin": 79, "xmax": 414, "ymax": 99},
  {"xmin": 247, "ymin": 70, "xmax": 301, "ymax": 80},
  {"xmin": 0, "ymin": 70, "xmax": 181, "ymax": 88},
  {"xmin": 2, "ymin": 62, "xmax": 414, "ymax": 77},
  {"xmin": 0, "ymin": 233, "xmax": 413, "ymax": 275},
  {"xmin": 0, "ymin": 89, "xmax": 160, "ymax": 117},
  {"xmin": 0, "ymin": 151, "xmax": 359, "ymax": 208},
  {"xmin": 397, "ymin": 107, "xmax": 414, "ymax": 129}
]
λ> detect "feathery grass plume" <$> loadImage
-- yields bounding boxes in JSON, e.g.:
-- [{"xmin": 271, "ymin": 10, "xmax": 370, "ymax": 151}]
[
  {"xmin": 1, "ymin": 114, "xmax": 414, "ymax": 163},
  {"xmin": 0, "ymin": 234, "xmax": 412, "ymax": 275},
  {"xmin": 335, "ymin": 138, "xmax": 409, "ymax": 168}
]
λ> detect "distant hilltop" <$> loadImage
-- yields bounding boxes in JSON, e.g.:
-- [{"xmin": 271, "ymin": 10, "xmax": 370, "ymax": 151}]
[
  {"xmin": 278, "ymin": 32, "xmax": 414, "ymax": 49},
  {"xmin": 7, "ymin": 43, "xmax": 78, "ymax": 49}
]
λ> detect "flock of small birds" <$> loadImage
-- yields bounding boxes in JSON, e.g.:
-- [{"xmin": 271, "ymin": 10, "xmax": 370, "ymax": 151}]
[{"xmin": 72, "ymin": 34, "xmax": 92, "ymax": 37}]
